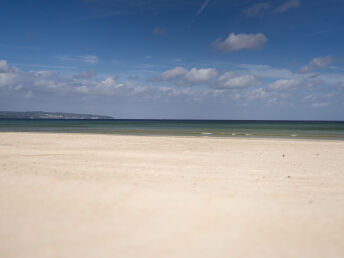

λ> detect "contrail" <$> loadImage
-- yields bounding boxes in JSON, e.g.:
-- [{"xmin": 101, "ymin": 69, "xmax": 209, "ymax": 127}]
[
  {"xmin": 190, "ymin": 0, "xmax": 212, "ymax": 26},
  {"xmin": 195, "ymin": 0, "xmax": 211, "ymax": 18}
]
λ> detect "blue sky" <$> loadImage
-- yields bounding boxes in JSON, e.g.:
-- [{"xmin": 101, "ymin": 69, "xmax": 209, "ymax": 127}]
[{"xmin": 1, "ymin": 0, "xmax": 344, "ymax": 119}]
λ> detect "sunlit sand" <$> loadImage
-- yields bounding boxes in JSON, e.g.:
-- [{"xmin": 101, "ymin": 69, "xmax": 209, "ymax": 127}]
[{"xmin": 1, "ymin": 132, "xmax": 344, "ymax": 258}]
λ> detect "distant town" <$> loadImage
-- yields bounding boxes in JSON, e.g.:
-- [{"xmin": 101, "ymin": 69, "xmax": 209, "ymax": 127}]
[{"xmin": 0, "ymin": 111, "xmax": 114, "ymax": 120}]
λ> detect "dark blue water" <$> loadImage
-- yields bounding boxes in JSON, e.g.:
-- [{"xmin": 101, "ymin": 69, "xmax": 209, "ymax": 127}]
[{"xmin": 0, "ymin": 119, "xmax": 344, "ymax": 140}]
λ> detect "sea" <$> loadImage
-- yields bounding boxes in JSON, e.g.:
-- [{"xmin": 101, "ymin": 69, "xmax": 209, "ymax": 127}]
[{"xmin": 1, "ymin": 119, "xmax": 344, "ymax": 140}]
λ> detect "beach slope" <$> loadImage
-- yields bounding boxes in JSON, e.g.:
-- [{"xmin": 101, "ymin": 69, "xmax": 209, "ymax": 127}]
[{"xmin": 0, "ymin": 133, "xmax": 344, "ymax": 258}]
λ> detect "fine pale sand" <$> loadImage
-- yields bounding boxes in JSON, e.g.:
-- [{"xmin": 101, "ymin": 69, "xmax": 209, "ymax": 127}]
[{"xmin": 0, "ymin": 133, "xmax": 344, "ymax": 258}]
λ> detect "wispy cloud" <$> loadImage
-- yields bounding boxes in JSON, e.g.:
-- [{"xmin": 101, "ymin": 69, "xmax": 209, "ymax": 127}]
[
  {"xmin": 310, "ymin": 102, "xmax": 329, "ymax": 108},
  {"xmin": 0, "ymin": 43, "xmax": 39, "ymax": 51},
  {"xmin": 330, "ymin": 66, "xmax": 344, "ymax": 71},
  {"xmin": 300, "ymin": 56, "xmax": 334, "ymax": 73},
  {"xmin": 237, "ymin": 64, "xmax": 294, "ymax": 79},
  {"xmin": 244, "ymin": 0, "xmax": 300, "ymax": 18},
  {"xmin": 305, "ymin": 27, "xmax": 344, "ymax": 38},
  {"xmin": 244, "ymin": 3, "xmax": 270, "ymax": 17},
  {"xmin": 213, "ymin": 33, "xmax": 267, "ymax": 53},
  {"xmin": 54, "ymin": 55, "xmax": 99, "ymax": 64},
  {"xmin": 237, "ymin": 64, "xmax": 270, "ymax": 69},
  {"xmin": 152, "ymin": 67, "xmax": 187, "ymax": 81},
  {"xmin": 275, "ymin": 0, "xmax": 300, "ymax": 13},
  {"xmin": 13, "ymin": 63, "xmax": 77, "ymax": 70}
]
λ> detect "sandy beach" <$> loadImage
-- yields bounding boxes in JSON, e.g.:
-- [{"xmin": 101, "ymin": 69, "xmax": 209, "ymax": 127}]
[{"xmin": 0, "ymin": 132, "xmax": 344, "ymax": 258}]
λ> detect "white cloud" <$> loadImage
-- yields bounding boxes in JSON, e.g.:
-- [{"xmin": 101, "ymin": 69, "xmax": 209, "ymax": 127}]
[
  {"xmin": 0, "ymin": 60, "xmax": 215, "ymax": 104},
  {"xmin": 244, "ymin": 3, "xmax": 270, "ymax": 17},
  {"xmin": 300, "ymin": 56, "xmax": 334, "ymax": 73},
  {"xmin": 0, "ymin": 60, "xmax": 18, "ymax": 73},
  {"xmin": 0, "ymin": 61, "xmax": 20, "ymax": 88},
  {"xmin": 155, "ymin": 67, "xmax": 187, "ymax": 81},
  {"xmin": 183, "ymin": 68, "xmax": 218, "ymax": 85},
  {"xmin": 0, "ymin": 60, "xmax": 73, "ymax": 94},
  {"xmin": 213, "ymin": 33, "xmax": 267, "ymax": 53},
  {"xmin": 0, "ymin": 73, "xmax": 18, "ymax": 88},
  {"xmin": 213, "ymin": 72, "xmax": 261, "ymax": 89},
  {"xmin": 152, "ymin": 67, "xmax": 218, "ymax": 85},
  {"xmin": 246, "ymin": 88, "xmax": 270, "ymax": 100},
  {"xmin": 275, "ymin": 0, "xmax": 300, "ymax": 13},
  {"xmin": 144, "ymin": 56, "xmax": 152, "ymax": 60},
  {"xmin": 74, "ymin": 70, "xmax": 97, "ymax": 79},
  {"xmin": 0, "ymin": 60, "xmax": 11, "ymax": 73},
  {"xmin": 94, "ymin": 77, "xmax": 124, "ymax": 94},
  {"xmin": 75, "ymin": 86, "xmax": 89, "ymax": 94},
  {"xmin": 55, "ymin": 55, "xmax": 99, "ymax": 64},
  {"xmin": 268, "ymin": 78, "xmax": 302, "ymax": 91}
]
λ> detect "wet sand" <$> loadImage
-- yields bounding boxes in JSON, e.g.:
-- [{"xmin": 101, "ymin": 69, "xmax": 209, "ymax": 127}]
[{"xmin": 0, "ymin": 132, "xmax": 344, "ymax": 258}]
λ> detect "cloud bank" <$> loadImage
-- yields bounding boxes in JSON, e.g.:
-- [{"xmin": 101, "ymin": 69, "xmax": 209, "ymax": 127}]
[{"xmin": 1, "ymin": 59, "xmax": 343, "ymax": 115}]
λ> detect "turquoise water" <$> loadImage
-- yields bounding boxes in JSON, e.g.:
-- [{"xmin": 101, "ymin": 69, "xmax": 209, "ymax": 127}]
[{"xmin": 0, "ymin": 119, "xmax": 344, "ymax": 140}]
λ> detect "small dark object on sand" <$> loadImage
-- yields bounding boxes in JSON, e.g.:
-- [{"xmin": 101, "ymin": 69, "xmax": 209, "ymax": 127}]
[
  {"xmin": 283, "ymin": 154, "xmax": 285, "ymax": 157},
  {"xmin": 287, "ymin": 176, "xmax": 291, "ymax": 178}
]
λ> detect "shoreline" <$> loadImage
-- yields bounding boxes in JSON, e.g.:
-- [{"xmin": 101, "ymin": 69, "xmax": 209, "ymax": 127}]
[{"xmin": 1, "ymin": 130, "xmax": 344, "ymax": 141}]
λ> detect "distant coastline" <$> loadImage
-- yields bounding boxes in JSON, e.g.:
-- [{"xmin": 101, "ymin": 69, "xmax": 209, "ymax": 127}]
[{"xmin": 0, "ymin": 111, "xmax": 113, "ymax": 120}]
